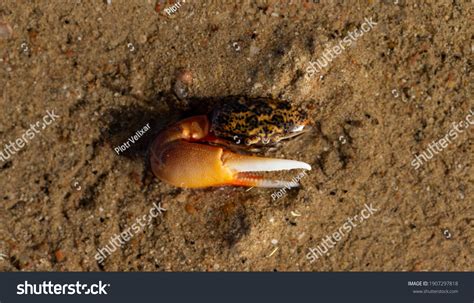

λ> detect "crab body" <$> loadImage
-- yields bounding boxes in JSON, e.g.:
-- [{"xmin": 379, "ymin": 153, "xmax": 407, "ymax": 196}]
[{"xmin": 210, "ymin": 96, "xmax": 309, "ymax": 146}]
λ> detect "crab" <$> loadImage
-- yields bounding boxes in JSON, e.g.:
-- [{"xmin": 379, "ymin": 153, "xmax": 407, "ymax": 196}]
[{"xmin": 150, "ymin": 96, "xmax": 311, "ymax": 188}]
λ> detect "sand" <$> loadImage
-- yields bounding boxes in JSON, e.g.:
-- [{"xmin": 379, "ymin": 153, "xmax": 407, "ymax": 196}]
[{"xmin": 0, "ymin": 0, "xmax": 472, "ymax": 271}]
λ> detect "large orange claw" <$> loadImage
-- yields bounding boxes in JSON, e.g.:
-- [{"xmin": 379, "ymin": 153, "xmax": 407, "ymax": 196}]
[{"xmin": 150, "ymin": 115, "xmax": 311, "ymax": 188}]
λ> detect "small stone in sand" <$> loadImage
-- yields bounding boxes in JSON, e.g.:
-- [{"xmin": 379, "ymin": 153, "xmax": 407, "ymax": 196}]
[
  {"xmin": 0, "ymin": 21, "xmax": 13, "ymax": 39},
  {"xmin": 175, "ymin": 68, "xmax": 193, "ymax": 85}
]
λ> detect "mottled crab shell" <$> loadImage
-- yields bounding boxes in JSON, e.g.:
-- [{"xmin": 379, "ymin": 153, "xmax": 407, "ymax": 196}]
[{"xmin": 209, "ymin": 96, "xmax": 309, "ymax": 146}]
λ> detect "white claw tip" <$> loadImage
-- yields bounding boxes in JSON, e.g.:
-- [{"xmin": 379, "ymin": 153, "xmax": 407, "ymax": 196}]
[{"xmin": 227, "ymin": 157, "xmax": 311, "ymax": 173}]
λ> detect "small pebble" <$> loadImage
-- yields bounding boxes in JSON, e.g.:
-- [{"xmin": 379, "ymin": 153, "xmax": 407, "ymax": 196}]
[
  {"xmin": 249, "ymin": 43, "xmax": 260, "ymax": 56},
  {"xmin": 138, "ymin": 34, "xmax": 147, "ymax": 44},
  {"xmin": 271, "ymin": 239, "xmax": 278, "ymax": 245},
  {"xmin": 173, "ymin": 80, "xmax": 188, "ymax": 99},
  {"xmin": 176, "ymin": 69, "xmax": 193, "ymax": 85},
  {"xmin": 54, "ymin": 250, "xmax": 65, "ymax": 262},
  {"xmin": 0, "ymin": 21, "xmax": 13, "ymax": 39}
]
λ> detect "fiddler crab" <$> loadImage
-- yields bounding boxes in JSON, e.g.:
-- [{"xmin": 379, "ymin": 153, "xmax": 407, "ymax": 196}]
[{"xmin": 150, "ymin": 96, "xmax": 311, "ymax": 188}]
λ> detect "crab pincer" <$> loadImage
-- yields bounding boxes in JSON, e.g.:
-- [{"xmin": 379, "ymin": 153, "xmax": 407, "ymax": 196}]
[{"xmin": 150, "ymin": 97, "xmax": 312, "ymax": 189}]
